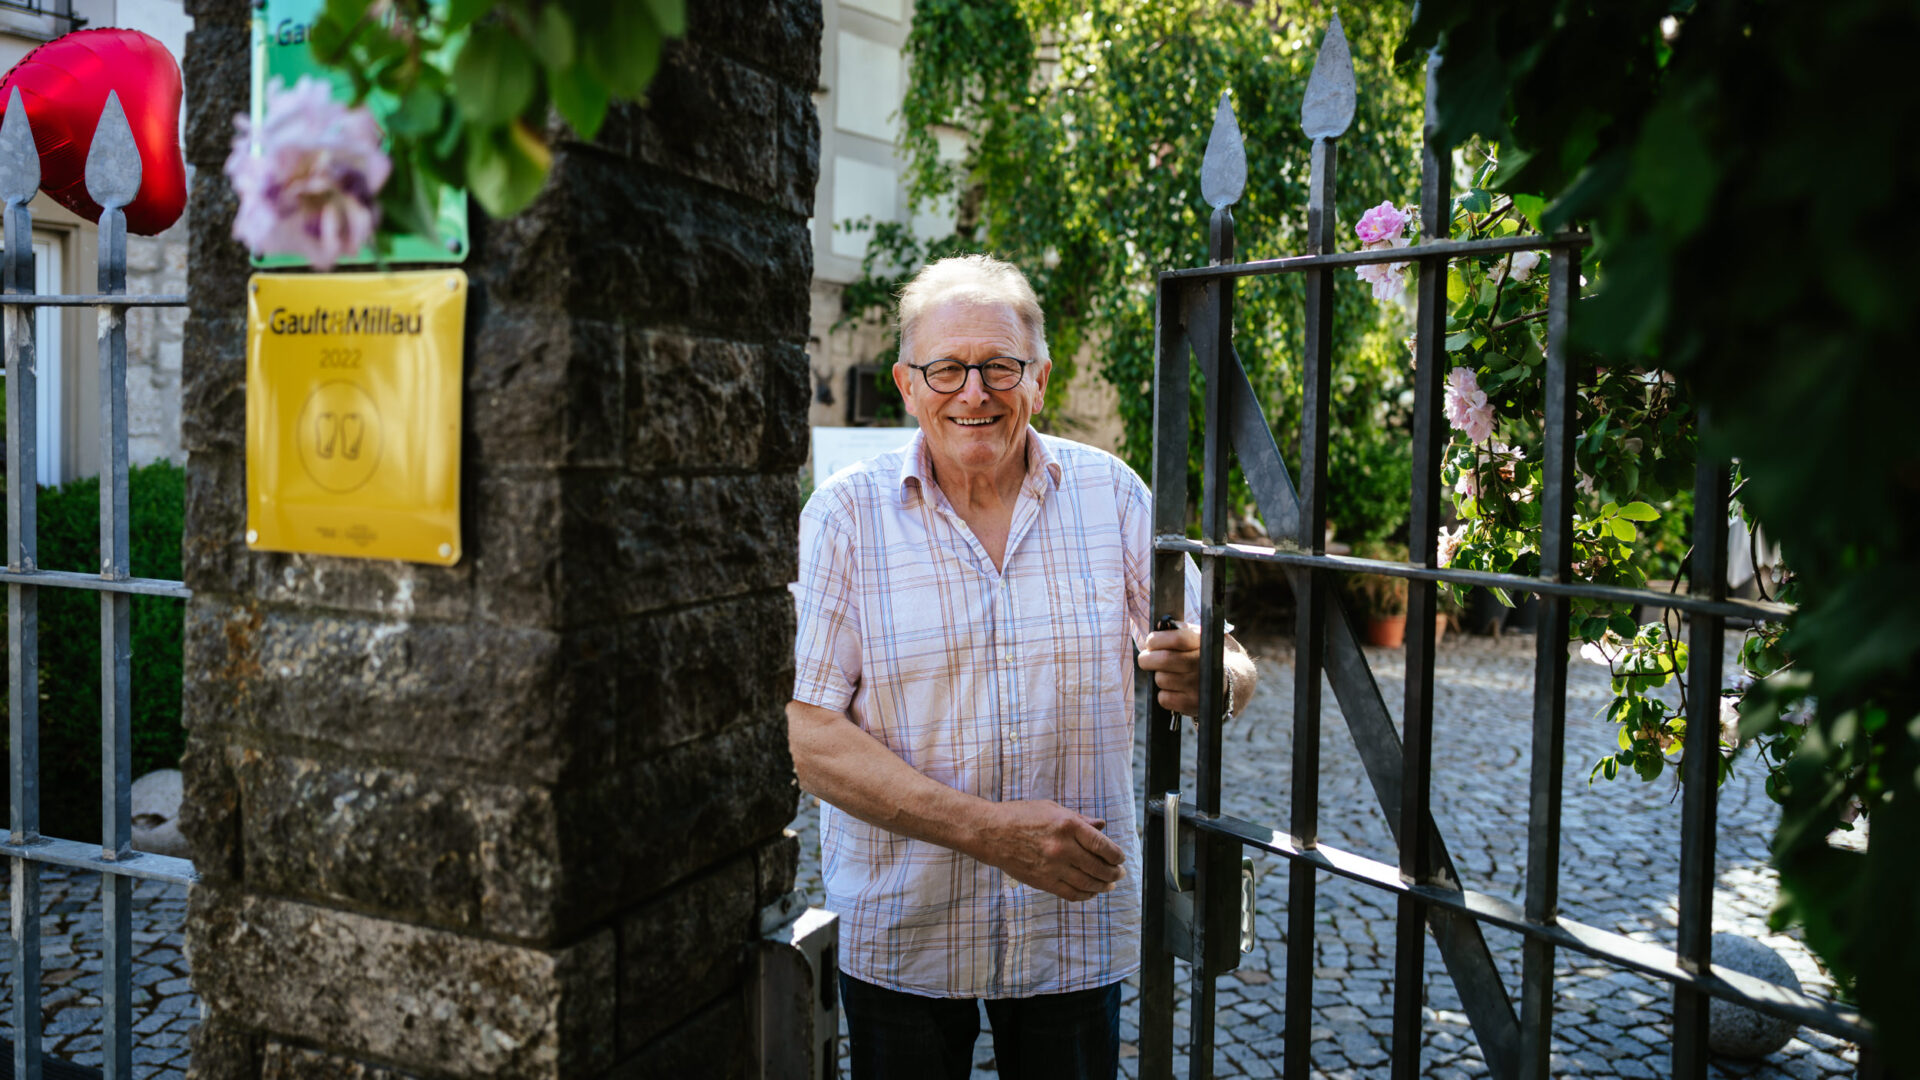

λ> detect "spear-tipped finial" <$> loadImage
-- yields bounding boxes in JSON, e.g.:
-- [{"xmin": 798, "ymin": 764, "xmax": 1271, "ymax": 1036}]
[
  {"xmin": 1200, "ymin": 91, "xmax": 1246, "ymax": 210},
  {"xmin": 0, "ymin": 88, "xmax": 40, "ymax": 206},
  {"xmin": 85, "ymin": 90, "xmax": 142, "ymax": 211},
  {"xmin": 1300, "ymin": 14, "xmax": 1357, "ymax": 140}
]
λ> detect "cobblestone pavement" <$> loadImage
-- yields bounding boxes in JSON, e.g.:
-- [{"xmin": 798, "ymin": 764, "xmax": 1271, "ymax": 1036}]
[
  {"xmin": 0, "ymin": 869, "xmax": 195, "ymax": 1076},
  {"xmin": 790, "ymin": 631, "xmax": 1865, "ymax": 1079}
]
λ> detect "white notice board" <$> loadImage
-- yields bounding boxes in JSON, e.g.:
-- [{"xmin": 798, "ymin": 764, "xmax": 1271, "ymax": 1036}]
[{"xmin": 811, "ymin": 427, "xmax": 916, "ymax": 489}]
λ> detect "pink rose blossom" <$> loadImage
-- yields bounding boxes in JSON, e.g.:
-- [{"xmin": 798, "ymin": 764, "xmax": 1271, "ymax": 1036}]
[
  {"xmin": 1444, "ymin": 367, "xmax": 1495, "ymax": 444},
  {"xmin": 1355, "ymin": 202, "xmax": 1415, "ymax": 303},
  {"xmin": 225, "ymin": 76, "xmax": 391, "ymax": 271},
  {"xmin": 1355, "ymin": 259, "xmax": 1408, "ymax": 302},
  {"xmin": 1355, "ymin": 201, "xmax": 1412, "ymax": 247}
]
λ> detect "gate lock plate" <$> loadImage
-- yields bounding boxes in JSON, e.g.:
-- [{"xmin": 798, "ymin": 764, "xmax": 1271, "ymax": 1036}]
[{"xmin": 1160, "ymin": 791, "xmax": 1256, "ymax": 972}]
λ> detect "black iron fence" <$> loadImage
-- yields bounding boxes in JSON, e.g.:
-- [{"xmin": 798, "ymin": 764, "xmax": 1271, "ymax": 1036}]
[
  {"xmin": 1138, "ymin": 20, "xmax": 1870, "ymax": 1080},
  {"xmin": 1, "ymin": 88, "xmax": 192, "ymax": 1079}
]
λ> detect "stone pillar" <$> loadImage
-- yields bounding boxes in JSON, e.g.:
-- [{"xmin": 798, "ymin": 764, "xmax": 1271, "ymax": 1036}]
[{"xmin": 177, "ymin": 2, "xmax": 821, "ymax": 1076}]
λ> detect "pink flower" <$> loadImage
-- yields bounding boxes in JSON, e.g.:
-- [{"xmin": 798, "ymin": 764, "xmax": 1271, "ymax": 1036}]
[
  {"xmin": 225, "ymin": 76, "xmax": 391, "ymax": 271},
  {"xmin": 1355, "ymin": 259, "xmax": 1408, "ymax": 302},
  {"xmin": 1444, "ymin": 367, "xmax": 1495, "ymax": 444},
  {"xmin": 1355, "ymin": 201, "xmax": 1411, "ymax": 247},
  {"xmin": 1436, "ymin": 525, "xmax": 1467, "ymax": 568}
]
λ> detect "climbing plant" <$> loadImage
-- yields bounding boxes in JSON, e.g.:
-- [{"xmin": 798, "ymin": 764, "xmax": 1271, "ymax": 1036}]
[
  {"xmin": 849, "ymin": 0, "xmax": 1427, "ymax": 544},
  {"xmin": 1408, "ymin": 0, "xmax": 1920, "ymax": 1058}
]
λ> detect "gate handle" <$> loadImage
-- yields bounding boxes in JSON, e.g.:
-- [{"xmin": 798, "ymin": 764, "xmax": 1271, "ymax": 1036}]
[{"xmin": 1164, "ymin": 790, "xmax": 1192, "ymax": 893}]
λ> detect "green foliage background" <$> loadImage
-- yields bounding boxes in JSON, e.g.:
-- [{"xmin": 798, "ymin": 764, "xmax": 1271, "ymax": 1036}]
[
  {"xmin": 1409, "ymin": 0, "xmax": 1920, "ymax": 1057},
  {"xmin": 849, "ymin": 0, "xmax": 1427, "ymax": 543},
  {"xmin": 0, "ymin": 462, "xmax": 186, "ymax": 841}
]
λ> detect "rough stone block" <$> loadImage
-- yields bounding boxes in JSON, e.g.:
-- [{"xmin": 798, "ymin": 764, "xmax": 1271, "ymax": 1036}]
[
  {"xmin": 180, "ymin": 311, "xmax": 246, "ymax": 454},
  {"xmin": 763, "ymin": 342, "xmax": 812, "ymax": 470},
  {"xmin": 183, "ymin": 24, "xmax": 252, "ymax": 168},
  {"xmin": 179, "ymin": 732, "xmax": 243, "ymax": 881},
  {"xmin": 555, "ymin": 157, "xmax": 813, "ymax": 342},
  {"xmin": 561, "ymin": 472, "xmax": 798, "ymax": 621},
  {"xmin": 624, "ymin": 330, "xmax": 770, "ymax": 473},
  {"xmin": 688, "ymin": 0, "xmax": 823, "ymax": 89},
  {"xmin": 616, "ymin": 855, "xmax": 754, "ymax": 1056},
  {"xmin": 618, "ymin": 715, "xmax": 797, "ymax": 899},
  {"xmin": 604, "ymin": 42, "xmax": 780, "ymax": 204},
  {"xmin": 182, "ymin": 0, "xmax": 250, "ymax": 25},
  {"xmin": 753, "ymin": 830, "xmax": 801, "ymax": 911},
  {"xmin": 464, "ymin": 315, "xmax": 624, "ymax": 469},
  {"xmin": 608, "ymin": 992, "xmax": 751, "ymax": 1080},
  {"xmin": 470, "ymin": 470, "xmax": 563, "ymax": 628},
  {"xmin": 183, "ymin": 603, "xmax": 601, "ymax": 781},
  {"xmin": 231, "ymin": 751, "xmax": 569, "ymax": 941},
  {"xmin": 247, "ymin": 549, "xmax": 476, "ymax": 625},
  {"xmin": 182, "ymin": 450, "xmax": 249, "ymax": 593},
  {"xmin": 185, "ymin": 1018, "xmax": 260, "ymax": 1080},
  {"xmin": 261, "ymin": 1042, "xmax": 423, "ymax": 1079},
  {"xmin": 621, "ymin": 590, "xmax": 794, "ymax": 760},
  {"xmin": 185, "ymin": 169, "xmax": 248, "ymax": 315},
  {"xmin": 777, "ymin": 84, "xmax": 822, "ymax": 219},
  {"xmin": 188, "ymin": 886, "xmax": 617, "ymax": 1077}
]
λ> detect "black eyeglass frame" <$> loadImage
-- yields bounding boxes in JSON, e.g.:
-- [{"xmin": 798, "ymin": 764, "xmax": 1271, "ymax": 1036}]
[{"xmin": 906, "ymin": 356, "xmax": 1030, "ymax": 393}]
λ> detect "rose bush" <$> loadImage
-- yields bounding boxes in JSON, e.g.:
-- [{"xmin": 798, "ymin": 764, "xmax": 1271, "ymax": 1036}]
[{"xmin": 225, "ymin": 76, "xmax": 390, "ymax": 270}]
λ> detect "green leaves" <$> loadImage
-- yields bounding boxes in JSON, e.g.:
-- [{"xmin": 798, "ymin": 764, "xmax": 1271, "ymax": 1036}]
[
  {"xmin": 452, "ymin": 23, "xmax": 537, "ymax": 126},
  {"xmin": 581, "ymin": 3, "xmax": 665, "ymax": 100},
  {"xmin": 306, "ymin": 0, "xmax": 686, "ymax": 241}
]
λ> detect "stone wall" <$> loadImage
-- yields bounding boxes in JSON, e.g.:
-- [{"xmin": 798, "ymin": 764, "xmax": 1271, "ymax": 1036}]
[
  {"xmin": 126, "ymin": 221, "xmax": 188, "ymax": 466},
  {"xmin": 177, "ymin": 2, "xmax": 821, "ymax": 1076}
]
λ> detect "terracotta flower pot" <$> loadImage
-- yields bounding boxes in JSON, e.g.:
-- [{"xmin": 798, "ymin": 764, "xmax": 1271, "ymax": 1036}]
[
  {"xmin": 1434, "ymin": 612, "xmax": 1449, "ymax": 645},
  {"xmin": 1364, "ymin": 614, "xmax": 1407, "ymax": 648}
]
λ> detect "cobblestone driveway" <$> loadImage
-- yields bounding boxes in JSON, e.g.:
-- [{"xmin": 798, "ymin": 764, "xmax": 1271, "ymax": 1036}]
[
  {"xmin": 0, "ymin": 633, "xmax": 1862, "ymax": 1078},
  {"xmin": 0, "ymin": 869, "xmax": 194, "ymax": 1076},
  {"xmin": 790, "ymin": 632, "xmax": 1864, "ymax": 1079}
]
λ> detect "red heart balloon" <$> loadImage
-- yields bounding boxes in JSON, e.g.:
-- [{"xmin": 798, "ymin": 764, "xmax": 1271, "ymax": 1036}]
[{"xmin": 0, "ymin": 28, "xmax": 186, "ymax": 236}]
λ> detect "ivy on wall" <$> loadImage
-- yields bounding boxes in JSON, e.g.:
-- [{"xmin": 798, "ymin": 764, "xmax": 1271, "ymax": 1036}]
[{"xmin": 846, "ymin": 0, "xmax": 1427, "ymax": 544}]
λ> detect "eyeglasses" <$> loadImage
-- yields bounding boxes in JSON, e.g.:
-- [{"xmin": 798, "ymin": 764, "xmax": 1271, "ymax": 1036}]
[{"xmin": 907, "ymin": 356, "xmax": 1029, "ymax": 394}]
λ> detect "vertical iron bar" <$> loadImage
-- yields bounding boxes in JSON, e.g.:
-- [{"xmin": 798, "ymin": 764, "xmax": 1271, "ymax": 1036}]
[
  {"xmin": 5, "ymin": 185, "xmax": 41, "ymax": 1080},
  {"xmin": 1187, "ymin": 206, "xmax": 1236, "ymax": 1080},
  {"xmin": 1284, "ymin": 132, "xmax": 1337, "ymax": 1080},
  {"xmin": 1391, "ymin": 52, "xmax": 1451, "ymax": 1080},
  {"xmin": 1671, "ymin": 414, "xmax": 1729, "ymax": 1080},
  {"xmin": 98, "ymin": 199, "xmax": 134, "ymax": 1080},
  {"xmin": 1520, "ymin": 247, "xmax": 1580, "ymax": 1079},
  {"xmin": 1144, "ymin": 277, "xmax": 1191, "ymax": 1080},
  {"xmin": 86, "ymin": 92, "xmax": 142, "ymax": 1080}
]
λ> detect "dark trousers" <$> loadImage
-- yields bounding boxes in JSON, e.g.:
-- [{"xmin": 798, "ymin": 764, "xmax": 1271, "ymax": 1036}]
[{"xmin": 839, "ymin": 972, "xmax": 1122, "ymax": 1080}]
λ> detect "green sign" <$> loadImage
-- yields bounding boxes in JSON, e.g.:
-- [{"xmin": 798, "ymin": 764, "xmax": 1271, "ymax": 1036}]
[{"xmin": 249, "ymin": 0, "xmax": 469, "ymax": 266}]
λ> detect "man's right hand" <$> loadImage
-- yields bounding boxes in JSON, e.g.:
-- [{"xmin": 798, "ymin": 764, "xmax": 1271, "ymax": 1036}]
[{"xmin": 976, "ymin": 800, "xmax": 1126, "ymax": 902}]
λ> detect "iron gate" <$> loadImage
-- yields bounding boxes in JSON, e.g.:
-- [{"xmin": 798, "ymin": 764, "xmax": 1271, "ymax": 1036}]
[
  {"xmin": 0, "ymin": 88, "xmax": 194, "ymax": 1079},
  {"xmin": 1139, "ymin": 20, "xmax": 1873, "ymax": 1080}
]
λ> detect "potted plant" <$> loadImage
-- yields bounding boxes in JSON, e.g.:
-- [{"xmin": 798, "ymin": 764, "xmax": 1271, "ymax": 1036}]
[{"xmin": 1346, "ymin": 540, "xmax": 1410, "ymax": 648}]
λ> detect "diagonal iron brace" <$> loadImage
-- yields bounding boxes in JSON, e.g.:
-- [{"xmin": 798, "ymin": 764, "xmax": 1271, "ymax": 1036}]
[{"xmin": 1178, "ymin": 284, "xmax": 1522, "ymax": 1080}]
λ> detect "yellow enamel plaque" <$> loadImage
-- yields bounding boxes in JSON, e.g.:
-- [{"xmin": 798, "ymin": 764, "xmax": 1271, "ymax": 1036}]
[{"xmin": 246, "ymin": 271, "xmax": 466, "ymax": 565}]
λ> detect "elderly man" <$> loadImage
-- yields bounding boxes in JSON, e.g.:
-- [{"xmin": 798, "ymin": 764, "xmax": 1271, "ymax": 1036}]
[{"xmin": 789, "ymin": 255, "xmax": 1257, "ymax": 1080}]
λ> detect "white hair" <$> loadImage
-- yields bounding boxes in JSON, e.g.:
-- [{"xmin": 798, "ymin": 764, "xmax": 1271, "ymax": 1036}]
[{"xmin": 896, "ymin": 254, "xmax": 1050, "ymax": 367}]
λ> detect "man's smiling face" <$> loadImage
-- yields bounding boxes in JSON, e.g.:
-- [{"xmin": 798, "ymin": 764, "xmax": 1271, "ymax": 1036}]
[{"xmin": 895, "ymin": 298, "xmax": 1051, "ymax": 484}]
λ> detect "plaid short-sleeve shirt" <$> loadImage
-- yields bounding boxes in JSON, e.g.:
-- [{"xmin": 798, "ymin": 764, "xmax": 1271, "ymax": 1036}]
[{"xmin": 791, "ymin": 428, "xmax": 1198, "ymax": 999}]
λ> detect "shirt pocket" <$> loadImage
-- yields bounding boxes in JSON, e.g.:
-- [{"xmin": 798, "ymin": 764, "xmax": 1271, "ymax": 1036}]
[{"xmin": 1042, "ymin": 574, "xmax": 1127, "ymax": 697}]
